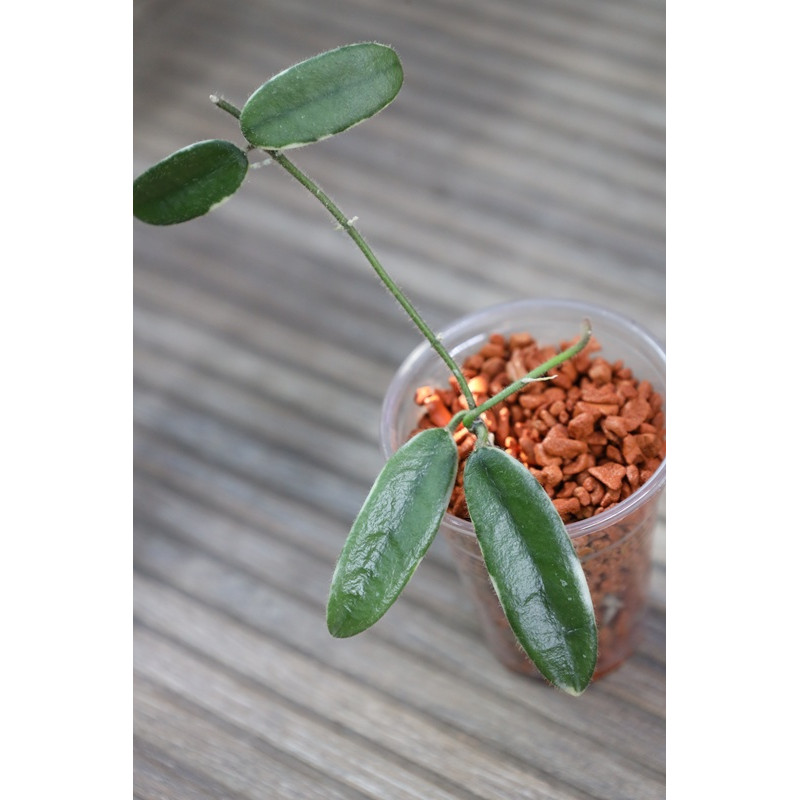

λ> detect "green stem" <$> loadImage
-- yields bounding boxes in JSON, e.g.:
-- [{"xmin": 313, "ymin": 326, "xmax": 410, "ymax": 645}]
[
  {"xmin": 472, "ymin": 417, "xmax": 490, "ymax": 447},
  {"xmin": 210, "ymin": 95, "xmax": 242, "ymax": 120},
  {"xmin": 461, "ymin": 320, "xmax": 592, "ymax": 431},
  {"xmin": 211, "ymin": 94, "xmax": 477, "ymax": 409},
  {"xmin": 446, "ymin": 409, "xmax": 468, "ymax": 434}
]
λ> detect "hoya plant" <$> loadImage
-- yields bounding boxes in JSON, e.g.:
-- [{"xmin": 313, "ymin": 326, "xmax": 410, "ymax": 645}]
[{"xmin": 133, "ymin": 43, "xmax": 598, "ymax": 694}]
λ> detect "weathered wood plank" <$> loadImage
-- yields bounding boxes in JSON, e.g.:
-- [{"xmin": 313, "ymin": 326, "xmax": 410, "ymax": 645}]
[
  {"xmin": 135, "ymin": 677, "xmax": 367, "ymax": 800},
  {"xmin": 137, "ymin": 630, "xmax": 482, "ymax": 800},
  {"xmin": 134, "ymin": 568, "xmax": 664, "ymax": 799}
]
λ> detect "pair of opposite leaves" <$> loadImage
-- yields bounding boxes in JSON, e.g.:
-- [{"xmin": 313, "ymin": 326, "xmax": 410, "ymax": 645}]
[
  {"xmin": 133, "ymin": 43, "xmax": 404, "ymax": 226},
  {"xmin": 327, "ymin": 427, "xmax": 598, "ymax": 695}
]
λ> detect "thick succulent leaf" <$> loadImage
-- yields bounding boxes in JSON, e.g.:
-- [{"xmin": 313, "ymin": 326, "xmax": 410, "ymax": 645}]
[
  {"xmin": 328, "ymin": 427, "xmax": 457, "ymax": 638},
  {"xmin": 463, "ymin": 446, "xmax": 598, "ymax": 694},
  {"xmin": 133, "ymin": 140, "xmax": 248, "ymax": 225},
  {"xmin": 240, "ymin": 42, "xmax": 403, "ymax": 149}
]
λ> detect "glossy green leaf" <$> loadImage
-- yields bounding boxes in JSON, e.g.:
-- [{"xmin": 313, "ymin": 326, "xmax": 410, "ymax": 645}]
[
  {"xmin": 133, "ymin": 140, "xmax": 248, "ymax": 225},
  {"xmin": 328, "ymin": 427, "xmax": 457, "ymax": 638},
  {"xmin": 240, "ymin": 43, "xmax": 403, "ymax": 149},
  {"xmin": 463, "ymin": 445, "xmax": 597, "ymax": 694}
]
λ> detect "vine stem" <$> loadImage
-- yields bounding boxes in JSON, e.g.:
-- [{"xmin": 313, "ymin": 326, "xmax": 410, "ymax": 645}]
[{"xmin": 210, "ymin": 94, "xmax": 477, "ymax": 409}]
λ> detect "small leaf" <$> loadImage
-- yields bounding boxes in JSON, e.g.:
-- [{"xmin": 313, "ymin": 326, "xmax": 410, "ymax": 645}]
[
  {"xmin": 240, "ymin": 42, "xmax": 403, "ymax": 149},
  {"xmin": 463, "ymin": 446, "xmax": 598, "ymax": 695},
  {"xmin": 327, "ymin": 427, "xmax": 457, "ymax": 638},
  {"xmin": 133, "ymin": 140, "xmax": 248, "ymax": 225}
]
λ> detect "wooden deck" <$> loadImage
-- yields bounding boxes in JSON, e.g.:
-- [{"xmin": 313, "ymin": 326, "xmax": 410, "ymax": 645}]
[{"xmin": 133, "ymin": 1, "xmax": 665, "ymax": 797}]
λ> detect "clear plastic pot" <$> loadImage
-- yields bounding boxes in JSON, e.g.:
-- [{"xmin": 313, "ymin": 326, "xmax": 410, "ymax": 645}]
[{"xmin": 380, "ymin": 298, "xmax": 666, "ymax": 680}]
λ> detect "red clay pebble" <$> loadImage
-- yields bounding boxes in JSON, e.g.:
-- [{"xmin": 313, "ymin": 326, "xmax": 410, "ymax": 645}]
[
  {"xmin": 621, "ymin": 397, "xmax": 651, "ymax": 430},
  {"xmin": 542, "ymin": 428, "xmax": 588, "ymax": 459},
  {"xmin": 568, "ymin": 412, "xmax": 598, "ymax": 440},
  {"xmin": 602, "ymin": 415, "xmax": 629, "ymax": 440},
  {"xmin": 622, "ymin": 435, "xmax": 644, "ymax": 465},
  {"xmin": 588, "ymin": 462, "xmax": 627, "ymax": 491},
  {"xmin": 552, "ymin": 497, "xmax": 581, "ymax": 517}
]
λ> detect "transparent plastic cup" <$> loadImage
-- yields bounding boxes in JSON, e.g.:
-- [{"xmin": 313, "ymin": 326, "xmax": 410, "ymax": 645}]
[{"xmin": 380, "ymin": 298, "xmax": 666, "ymax": 680}]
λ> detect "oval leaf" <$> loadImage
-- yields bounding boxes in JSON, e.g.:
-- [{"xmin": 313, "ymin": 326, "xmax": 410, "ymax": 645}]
[
  {"xmin": 240, "ymin": 42, "xmax": 403, "ymax": 149},
  {"xmin": 328, "ymin": 427, "xmax": 457, "ymax": 638},
  {"xmin": 133, "ymin": 140, "xmax": 248, "ymax": 225},
  {"xmin": 463, "ymin": 446, "xmax": 597, "ymax": 694}
]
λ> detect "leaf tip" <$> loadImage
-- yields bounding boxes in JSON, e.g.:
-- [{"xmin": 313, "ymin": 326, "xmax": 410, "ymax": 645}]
[
  {"xmin": 559, "ymin": 681, "xmax": 590, "ymax": 697},
  {"xmin": 326, "ymin": 602, "xmax": 363, "ymax": 639}
]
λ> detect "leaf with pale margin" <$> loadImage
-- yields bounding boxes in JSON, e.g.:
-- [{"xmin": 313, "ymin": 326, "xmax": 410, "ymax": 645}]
[
  {"xmin": 328, "ymin": 427, "xmax": 457, "ymax": 638},
  {"xmin": 464, "ymin": 445, "xmax": 598, "ymax": 694},
  {"xmin": 133, "ymin": 140, "xmax": 248, "ymax": 225},
  {"xmin": 240, "ymin": 43, "xmax": 403, "ymax": 150}
]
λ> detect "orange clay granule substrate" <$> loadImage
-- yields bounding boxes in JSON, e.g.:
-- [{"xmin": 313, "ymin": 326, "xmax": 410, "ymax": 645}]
[{"xmin": 411, "ymin": 331, "xmax": 666, "ymax": 524}]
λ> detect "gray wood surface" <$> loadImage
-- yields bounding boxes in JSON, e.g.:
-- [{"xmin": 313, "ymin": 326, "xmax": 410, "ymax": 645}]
[{"xmin": 134, "ymin": 1, "xmax": 665, "ymax": 797}]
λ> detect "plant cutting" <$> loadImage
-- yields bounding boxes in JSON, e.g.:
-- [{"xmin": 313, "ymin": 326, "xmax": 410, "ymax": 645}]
[{"xmin": 133, "ymin": 42, "xmax": 604, "ymax": 694}]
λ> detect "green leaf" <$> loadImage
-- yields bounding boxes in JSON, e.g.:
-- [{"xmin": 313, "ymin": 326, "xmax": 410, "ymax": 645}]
[
  {"xmin": 328, "ymin": 427, "xmax": 457, "ymax": 638},
  {"xmin": 240, "ymin": 42, "xmax": 403, "ymax": 149},
  {"xmin": 463, "ymin": 446, "xmax": 598, "ymax": 694},
  {"xmin": 133, "ymin": 140, "xmax": 248, "ymax": 225}
]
